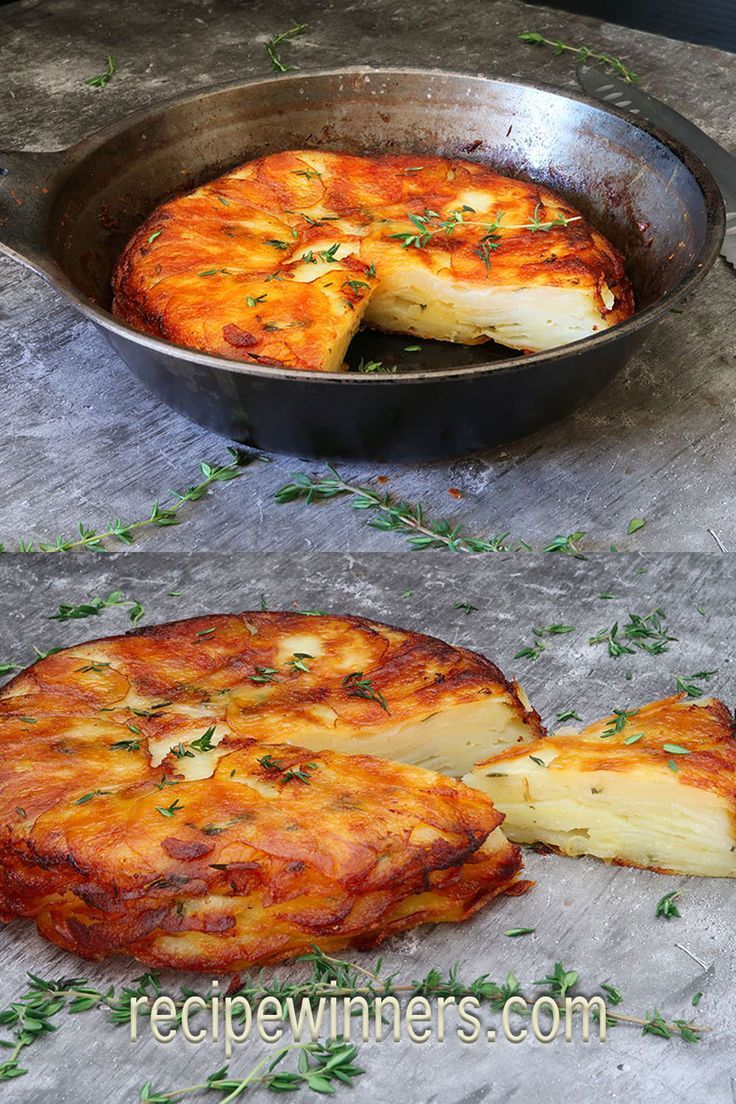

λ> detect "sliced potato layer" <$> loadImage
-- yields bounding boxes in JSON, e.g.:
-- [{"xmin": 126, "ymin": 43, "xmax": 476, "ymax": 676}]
[{"xmin": 464, "ymin": 695, "xmax": 736, "ymax": 877}]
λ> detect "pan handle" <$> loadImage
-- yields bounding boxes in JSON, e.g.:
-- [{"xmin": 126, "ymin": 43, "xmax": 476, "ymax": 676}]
[{"xmin": 0, "ymin": 148, "xmax": 71, "ymax": 278}]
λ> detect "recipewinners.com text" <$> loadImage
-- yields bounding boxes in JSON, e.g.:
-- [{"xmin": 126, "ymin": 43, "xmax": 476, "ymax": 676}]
[{"xmin": 131, "ymin": 987, "xmax": 608, "ymax": 1055}]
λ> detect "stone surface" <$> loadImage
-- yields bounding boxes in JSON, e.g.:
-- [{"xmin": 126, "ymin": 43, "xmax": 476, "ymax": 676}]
[
  {"xmin": 1, "ymin": 0, "xmax": 736, "ymax": 554},
  {"xmin": 0, "ymin": 551, "xmax": 734, "ymax": 1103}
]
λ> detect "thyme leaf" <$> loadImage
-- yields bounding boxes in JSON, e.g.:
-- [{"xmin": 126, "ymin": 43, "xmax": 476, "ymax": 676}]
[
  {"xmin": 674, "ymin": 671, "xmax": 717, "ymax": 698},
  {"xmin": 655, "ymin": 891, "xmax": 681, "ymax": 920}
]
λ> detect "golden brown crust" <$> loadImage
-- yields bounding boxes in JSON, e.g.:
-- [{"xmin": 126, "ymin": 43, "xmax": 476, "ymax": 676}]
[
  {"xmin": 0, "ymin": 611, "xmax": 542, "ymax": 747},
  {"xmin": 112, "ymin": 150, "xmax": 634, "ymax": 369},
  {"xmin": 475, "ymin": 694, "xmax": 736, "ymax": 797},
  {"xmin": 0, "ymin": 611, "xmax": 531, "ymax": 971}
]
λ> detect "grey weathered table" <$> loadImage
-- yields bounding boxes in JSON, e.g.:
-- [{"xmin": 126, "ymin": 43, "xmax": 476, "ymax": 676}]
[
  {"xmin": 1, "ymin": 0, "xmax": 736, "ymax": 555},
  {"xmin": 0, "ymin": 552, "xmax": 734, "ymax": 1102}
]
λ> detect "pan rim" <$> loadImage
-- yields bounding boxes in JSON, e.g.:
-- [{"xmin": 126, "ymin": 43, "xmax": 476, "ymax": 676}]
[{"xmin": 43, "ymin": 65, "xmax": 727, "ymax": 386}]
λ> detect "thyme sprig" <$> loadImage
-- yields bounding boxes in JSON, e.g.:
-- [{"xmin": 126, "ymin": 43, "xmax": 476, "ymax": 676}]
[
  {"xmin": 343, "ymin": 671, "xmax": 390, "ymax": 713},
  {"xmin": 515, "ymin": 623, "xmax": 575, "ymax": 661},
  {"xmin": 518, "ymin": 31, "xmax": 638, "ymax": 83},
  {"xmin": 85, "ymin": 55, "xmax": 117, "ymax": 89},
  {"xmin": 389, "ymin": 204, "xmax": 581, "ymax": 260},
  {"xmin": 0, "ymin": 951, "xmax": 705, "ymax": 1082},
  {"xmin": 49, "ymin": 590, "xmax": 144, "ymax": 626},
  {"xmin": 674, "ymin": 671, "xmax": 717, "ymax": 698},
  {"xmin": 265, "ymin": 23, "xmax": 307, "ymax": 73},
  {"xmin": 274, "ymin": 467, "xmax": 512, "ymax": 552},
  {"xmin": 275, "ymin": 469, "xmax": 591, "ymax": 555},
  {"xmin": 4, "ymin": 450, "xmax": 254, "ymax": 554},
  {"xmin": 140, "ymin": 1040, "xmax": 365, "ymax": 1102}
]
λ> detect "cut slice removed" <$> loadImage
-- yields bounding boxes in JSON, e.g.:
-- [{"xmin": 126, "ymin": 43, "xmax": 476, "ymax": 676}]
[{"xmin": 463, "ymin": 695, "xmax": 736, "ymax": 877}]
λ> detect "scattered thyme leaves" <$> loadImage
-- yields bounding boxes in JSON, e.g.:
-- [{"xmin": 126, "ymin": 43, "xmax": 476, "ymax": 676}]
[
  {"xmin": 601, "ymin": 707, "xmax": 639, "ymax": 739},
  {"xmin": 515, "ymin": 623, "xmax": 574, "ymax": 661},
  {"xmin": 589, "ymin": 608, "xmax": 676, "ymax": 658},
  {"xmin": 453, "ymin": 600, "xmax": 478, "ymax": 615},
  {"xmin": 555, "ymin": 708, "xmax": 582, "ymax": 724}
]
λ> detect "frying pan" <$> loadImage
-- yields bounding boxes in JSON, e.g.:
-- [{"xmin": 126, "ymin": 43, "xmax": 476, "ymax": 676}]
[{"xmin": 0, "ymin": 68, "xmax": 725, "ymax": 461}]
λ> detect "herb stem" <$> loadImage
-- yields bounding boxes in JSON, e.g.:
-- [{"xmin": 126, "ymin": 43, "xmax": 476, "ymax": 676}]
[
  {"xmin": 275, "ymin": 467, "xmax": 587, "ymax": 556},
  {"xmin": 5, "ymin": 450, "xmax": 256, "ymax": 555},
  {"xmin": 274, "ymin": 467, "xmax": 512, "ymax": 552},
  {"xmin": 518, "ymin": 31, "xmax": 638, "ymax": 82}
]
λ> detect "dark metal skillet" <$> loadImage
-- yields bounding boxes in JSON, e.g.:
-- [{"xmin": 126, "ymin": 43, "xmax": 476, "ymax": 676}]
[{"xmin": 0, "ymin": 67, "xmax": 725, "ymax": 462}]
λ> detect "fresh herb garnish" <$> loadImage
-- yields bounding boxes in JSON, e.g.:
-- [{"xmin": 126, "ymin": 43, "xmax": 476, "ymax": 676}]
[
  {"xmin": 287, "ymin": 652, "xmax": 313, "ymax": 673},
  {"xmin": 156, "ymin": 799, "xmax": 184, "ymax": 818},
  {"xmin": 265, "ymin": 23, "xmax": 307, "ymax": 73},
  {"xmin": 355, "ymin": 358, "xmax": 396, "ymax": 374},
  {"xmin": 555, "ymin": 708, "xmax": 582, "ymax": 724},
  {"xmin": 655, "ymin": 891, "xmax": 681, "ymax": 920},
  {"xmin": 257, "ymin": 754, "xmax": 317, "ymax": 784},
  {"xmin": 601, "ymin": 707, "xmax": 639, "ymax": 738},
  {"xmin": 249, "ymin": 666, "xmax": 280, "ymax": 683},
  {"xmin": 0, "ymin": 951, "xmax": 705, "ymax": 1082},
  {"xmin": 274, "ymin": 467, "xmax": 512, "ymax": 552},
  {"xmin": 674, "ymin": 671, "xmax": 717, "ymax": 698},
  {"xmin": 84, "ymin": 55, "xmax": 116, "ymax": 89},
  {"xmin": 518, "ymin": 31, "xmax": 638, "ymax": 82},
  {"xmin": 534, "ymin": 961, "xmax": 579, "ymax": 1000},
  {"xmin": 50, "ymin": 591, "xmax": 144, "ymax": 625},
  {"xmin": 542, "ymin": 531, "xmax": 587, "ymax": 558},
  {"xmin": 515, "ymin": 623, "xmax": 575, "ymax": 661},
  {"xmin": 343, "ymin": 671, "xmax": 390, "ymax": 713},
  {"xmin": 453, "ymin": 600, "xmax": 478, "ymax": 615},
  {"xmin": 141, "ymin": 1040, "xmax": 364, "ymax": 1101},
  {"xmin": 75, "ymin": 790, "xmax": 110, "ymax": 805},
  {"xmin": 5, "ymin": 450, "xmax": 254, "ymax": 553},
  {"xmin": 589, "ymin": 608, "xmax": 675, "ymax": 657}
]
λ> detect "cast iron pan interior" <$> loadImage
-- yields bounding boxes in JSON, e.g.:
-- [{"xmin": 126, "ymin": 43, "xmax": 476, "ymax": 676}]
[{"xmin": 43, "ymin": 69, "xmax": 721, "ymax": 375}]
